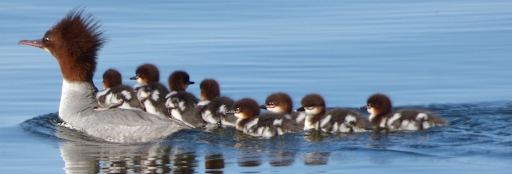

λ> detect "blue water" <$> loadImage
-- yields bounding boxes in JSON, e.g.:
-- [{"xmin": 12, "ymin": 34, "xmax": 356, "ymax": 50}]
[{"xmin": 1, "ymin": 0, "xmax": 512, "ymax": 173}]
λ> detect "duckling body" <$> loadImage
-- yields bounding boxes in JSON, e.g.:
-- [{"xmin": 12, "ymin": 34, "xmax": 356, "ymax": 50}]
[
  {"xmin": 234, "ymin": 98, "xmax": 301, "ymax": 138},
  {"xmin": 299, "ymin": 94, "xmax": 373, "ymax": 133},
  {"xmin": 198, "ymin": 79, "xmax": 237, "ymax": 127},
  {"xmin": 165, "ymin": 91, "xmax": 205, "ymax": 128},
  {"xmin": 164, "ymin": 71, "xmax": 206, "ymax": 128},
  {"xmin": 366, "ymin": 93, "xmax": 448, "ymax": 131},
  {"xmin": 96, "ymin": 69, "xmax": 143, "ymax": 111},
  {"xmin": 131, "ymin": 64, "xmax": 170, "ymax": 117}
]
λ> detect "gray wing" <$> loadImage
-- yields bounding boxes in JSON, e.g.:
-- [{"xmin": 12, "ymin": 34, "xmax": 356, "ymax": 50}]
[{"xmin": 75, "ymin": 108, "xmax": 190, "ymax": 143}]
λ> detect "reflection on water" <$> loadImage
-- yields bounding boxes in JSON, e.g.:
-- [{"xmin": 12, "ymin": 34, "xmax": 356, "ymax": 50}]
[
  {"xmin": 55, "ymin": 122, "xmax": 333, "ymax": 174},
  {"xmin": 172, "ymin": 150, "xmax": 197, "ymax": 174},
  {"xmin": 268, "ymin": 151, "xmax": 295, "ymax": 167},
  {"xmin": 205, "ymin": 154, "xmax": 225, "ymax": 173},
  {"xmin": 237, "ymin": 150, "xmax": 262, "ymax": 167},
  {"xmin": 58, "ymin": 140, "xmax": 331, "ymax": 174},
  {"xmin": 304, "ymin": 152, "xmax": 330, "ymax": 166}
]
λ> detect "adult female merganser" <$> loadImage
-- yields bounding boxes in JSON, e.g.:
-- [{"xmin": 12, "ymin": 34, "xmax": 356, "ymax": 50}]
[
  {"xmin": 95, "ymin": 69, "xmax": 144, "ymax": 111},
  {"xmin": 18, "ymin": 9, "xmax": 189, "ymax": 143},
  {"xmin": 130, "ymin": 64, "xmax": 170, "ymax": 117},
  {"xmin": 233, "ymin": 98, "xmax": 301, "ymax": 138},
  {"xmin": 260, "ymin": 93, "xmax": 305, "ymax": 128},
  {"xmin": 164, "ymin": 71, "xmax": 206, "ymax": 128},
  {"xmin": 198, "ymin": 79, "xmax": 237, "ymax": 127},
  {"xmin": 364, "ymin": 93, "xmax": 448, "ymax": 131},
  {"xmin": 298, "ymin": 94, "xmax": 373, "ymax": 132}
]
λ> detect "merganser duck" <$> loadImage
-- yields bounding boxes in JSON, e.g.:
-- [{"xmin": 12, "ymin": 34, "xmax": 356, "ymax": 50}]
[
  {"xmin": 364, "ymin": 93, "xmax": 449, "ymax": 131},
  {"xmin": 95, "ymin": 69, "xmax": 144, "ymax": 111},
  {"xmin": 233, "ymin": 98, "xmax": 301, "ymax": 138},
  {"xmin": 130, "ymin": 64, "xmax": 170, "ymax": 117},
  {"xmin": 164, "ymin": 71, "xmax": 206, "ymax": 128},
  {"xmin": 260, "ymin": 93, "xmax": 305, "ymax": 128},
  {"xmin": 198, "ymin": 79, "xmax": 237, "ymax": 127},
  {"xmin": 298, "ymin": 94, "xmax": 373, "ymax": 132},
  {"xmin": 18, "ymin": 8, "xmax": 189, "ymax": 143}
]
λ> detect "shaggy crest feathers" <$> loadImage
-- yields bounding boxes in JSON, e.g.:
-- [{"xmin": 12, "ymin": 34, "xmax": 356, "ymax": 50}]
[
  {"xmin": 200, "ymin": 79, "xmax": 220, "ymax": 100},
  {"xmin": 102, "ymin": 69, "xmax": 122, "ymax": 88},
  {"xmin": 42, "ymin": 8, "xmax": 107, "ymax": 82}
]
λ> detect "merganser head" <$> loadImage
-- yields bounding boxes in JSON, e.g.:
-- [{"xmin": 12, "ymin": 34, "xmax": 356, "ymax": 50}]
[
  {"xmin": 102, "ymin": 69, "xmax": 122, "ymax": 89},
  {"xmin": 130, "ymin": 63, "xmax": 160, "ymax": 83},
  {"xmin": 233, "ymin": 98, "xmax": 260, "ymax": 119},
  {"xmin": 18, "ymin": 8, "xmax": 107, "ymax": 82},
  {"xmin": 365, "ymin": 93, "xmax": 392, "ymax": 119},
  {"xmin": 297, "ymin": 94, "xmax": 325, "ymax": 116},
  {"xmin": 199, "ymin": 79, "xmax": 220, "ymax": 100},
  {"xmin": 168, "ymin": 71, "xmax": 194, "ymax": 92},
  {"xmin": 261, "ymin": 93, "xmax": 293, "ymax": 114}
]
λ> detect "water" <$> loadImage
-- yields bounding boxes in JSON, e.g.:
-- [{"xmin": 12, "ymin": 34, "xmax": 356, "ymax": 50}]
[{"xmin": 1, "ymin": 0, "xmax": 512, "ymax": 173}]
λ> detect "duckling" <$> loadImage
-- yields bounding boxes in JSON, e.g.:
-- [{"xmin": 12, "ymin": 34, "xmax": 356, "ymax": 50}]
[
  {"xmin": 298, "ymin": 94, "xmax": 373, "ymax": 133},
  {"xmin": 234, "ymin": 98, "xmax": 302, "ymax": 138},
  {"xmin": 95, "ymin": 69, "xmax": 143, "ymax": 111},
  {"xmin": 260, "ymin": 93, "xmax": 305, "ymax": 128},
  {"xmin": 365, "ymin": 93, "xmax": 448, "ymax": 131},
  {"xmin": 198, "ymin": 79, "xmax": 237, "ymax": 127},
  {"xmin": 130, "ymin": 63, "xmax": 170, "ymax": 117},
  {"xmin": 165, "ymin": 71, "xmax": 206, "ymax": 128}
]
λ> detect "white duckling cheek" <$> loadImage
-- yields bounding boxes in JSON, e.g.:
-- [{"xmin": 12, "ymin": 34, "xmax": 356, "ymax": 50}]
[
  {"xmin": 267, "ymin": 107, "xmax": 283, "ymax": 113},
  {"xmin": 234, "ymin": 113, "xmax": 244, "ymax": 118},
  {"xmin": 305, "ymin": 107, "xmax": 321, "ymax": 116},
  {"xmin": 136, "ymin": 78, "xmax": 143, "ymax": 84},
  {"xmin": 367, "ymin": 108, "xmax": 376, "ymax": 116}
]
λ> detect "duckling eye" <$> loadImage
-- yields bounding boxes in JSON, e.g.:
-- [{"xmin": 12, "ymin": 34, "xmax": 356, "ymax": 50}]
[
  {"xmin": 268, "ymin": 102, "xmax": 275, "ymax": 105},
  {"xmin": 43, "ymin": 37, "xmax": 50, "ymax": 43},
  {"xmin": 235, "ymin": 108, "xmax": 240, "ymax": 113},
  {"xmin": 305, "ymin": 106, "xmax": 315, "ymax": 110}
]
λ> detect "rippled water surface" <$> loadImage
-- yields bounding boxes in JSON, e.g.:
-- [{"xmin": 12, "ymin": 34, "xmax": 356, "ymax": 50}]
[{"xmin": 1, "ymin": 0, "xmax": 512, "ymax": 173}]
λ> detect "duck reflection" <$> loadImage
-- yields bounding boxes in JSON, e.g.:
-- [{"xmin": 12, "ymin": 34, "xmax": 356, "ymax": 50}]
[
  {"xmin": 205, "ymin": 154, "xmax": 225, "ymax": 174},
  {"xmin": 304, "ymin": 152, "xmax": 330, "ymax": 165},
  {"xmin": 268, "ymin": 151, "xmax": 295, "ymax": 167},
  {"xmin": 171, "ymin": 148, "xmax": 197, "ymax": 174},
  {"xmin": 237, "ymin": 150, "xmax": 262, "ymax": 167},
  {"xmin": 60, "ymin": 142, "xmax": 174, "ymax": 174}
]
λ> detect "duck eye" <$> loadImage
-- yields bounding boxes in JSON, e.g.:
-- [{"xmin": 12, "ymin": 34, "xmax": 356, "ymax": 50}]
[
  {"xmin": 268, "ymin": 102, "xmax": 275, "ymax": 106},
  {"xmin": 43, "ymin": 37, "xmax": 50, "ymax": 43}
]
